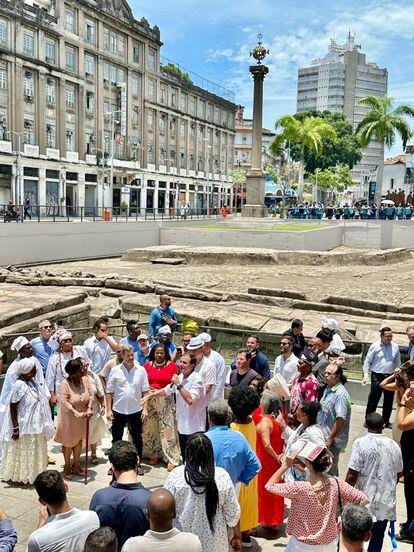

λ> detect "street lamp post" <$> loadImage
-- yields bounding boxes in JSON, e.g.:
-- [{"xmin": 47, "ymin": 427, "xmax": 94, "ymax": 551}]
[{"xmin": 104, "ymin": 110, "xmax": 121, "ymax": 214}]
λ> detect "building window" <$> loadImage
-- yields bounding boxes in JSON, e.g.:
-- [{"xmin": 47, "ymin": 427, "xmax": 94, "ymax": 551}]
[
  {"xmin": 110, "ymin": 65, "xmax": 117, "ymax": 85},
  {"xmin": 131, "ymin": 106, "xmax": 139, "ymax": 125},
  {"xmin": 159, "ymin": 113, "xmax": 166, "ymax": 133},
  {"xmin": 147, "ymin": 78, "xmax": 156, "ymax": 101},
  {"xmin": 131, "ymin": 73, "xmax": 140, "ymax": 97},
  {"xmin": 46, "ymin": 123, "xmax": 56, "ymax": 147},
  {"xmin": 23, "ymin": 31, "xmax": 34, "ymax": 56},
  {"xmin": 85, "ymin": 19, "xmax": 94, "ymax": 43},
  {"xmin": 66, "ymin": 122, "xmax": 75, "ymax": 151},
  {"xmin": 189, "ymin": 96, "xmax": 196, "ymax": 116},
  {"xmin": 86, "ymin": 91, "xmax": 94, "ymax": 113},
  {"xmin": 84, "ymin": 54, "xmax": 94, "ymax": 77},
  {"xmin": 0, "ymin": 65, "xmax": 6, "ymax": 90},
  {"xmin": 0, "ymin": 20, "xmax": 7, "ymax": 46},
  {"xmin": 147, "ymin": 47, "xmax": 156, "ymax": 71},
  {"xmin": 117, "ymin": 67, "xmax": 125, "ymax": 83},
  {"xmin": 65, "ymin": 45, "xmax": 76, "ymax": 72},
  {"xmin": 85, "ymin": 128, "xmax": 94, "ymax": 153},
  {"xmin": 110, "ymin": 31, "xmax": 117, "ymax": 53},
  {"xmin": 147, "ymin": 140, "xmax": 154, "ymax": 163},
  {"xmin": 0, "ymin": 108, "xmax": 7, "ymax": 138},
  {"xmin": 24, "ymin": 116, "xmax": 35, "ymax": 144},
  {"xmin": 65, "ymin": 85, "xmax": 75, "ymax": 108},
  {"xmin": 180, "ymin": 150, "xmax": 185, "ymax": 169},
  {"xmin": 132, "ymin": 42, "xmax": 141, "ymax": 64},
  {"xmin": 200, "ymin": 100, "xmax": 206, "ymax": 119},
  {"xmin": 103, "ymin": 97, "xmax": 110, "ymax": 114},
  {"xmin": 180, "ymin": 93, "xmax": 187, "ymax": 112},
  {"xmin": 103, "ymin": 63, "xmax": 110, "ymax": 83},
  {"xmin": 147, "ymin": 109, "xmax": 154, "ymax": 130},
  {"xmin": 23, "ymin": 71, "xmax": 34, "ymax": 98},
  {"xmin": 170, "ymin": 88, "xmax": 177, "ymax": 108},
  {"xmin": 65, "ymin": 7, "xmax": 75, "ymax": 33},
  {"xmin": 46, "ymin": 79, "xmax": 55, "ymax": 103},
  {"xmin": 45, "ymin": 39, "xmax": 56, "ymax": 64},
  {"xmin": 160, "ymin": 85, "xmax": 166, "ymax": 104}
]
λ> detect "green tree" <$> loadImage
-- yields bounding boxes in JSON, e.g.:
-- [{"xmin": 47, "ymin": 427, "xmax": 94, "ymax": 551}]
[
  {"xmin": 308, "ymin": 166, "xmax": 352, "ymax": 193},
  {"xmin": 269, "ymin": 115, "xmax": 337, "ymax": 200},
  {"xmin": 290, "ymin": 111, "xmax": 362, "ymax": 172},
  {"xmin": 230, "ymin": 168, "xmax": 246, "ymax": 185},
  {"xmin": 356, "ymin": 96, "xmax": 414, "ymax": 200}
]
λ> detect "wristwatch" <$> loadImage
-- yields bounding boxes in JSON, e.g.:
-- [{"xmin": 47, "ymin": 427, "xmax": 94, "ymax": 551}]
[{"xmin": 177, "ymin": 384, "xmax": 183, "ymax": 390}]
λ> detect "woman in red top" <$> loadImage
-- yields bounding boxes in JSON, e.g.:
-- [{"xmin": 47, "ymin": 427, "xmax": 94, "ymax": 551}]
[
  {"xmin": 143, "ymin": 343, "xmax": 181, "ymax": 471},
  {"xmin": 256, "ymin": 390, "xmax": 285, "ymax": 530},
  {"xmin": 249, "ymin": 375, "xmax": 265, "ymax": 425}
]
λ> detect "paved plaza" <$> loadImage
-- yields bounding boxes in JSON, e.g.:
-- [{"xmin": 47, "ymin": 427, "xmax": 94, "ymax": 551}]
[{"xmin": 1, "ymin": 404, "xmax": 411, "ymax": 552}]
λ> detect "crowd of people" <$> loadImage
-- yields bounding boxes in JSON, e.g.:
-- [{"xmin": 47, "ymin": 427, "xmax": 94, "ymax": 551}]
[
  {"xmin": 0, "ymin": 294, "xmax": 413, "ymax": 551},
  {"xmin": 270, "ymin": 197, "xmax": 414, "ymax": 220}
]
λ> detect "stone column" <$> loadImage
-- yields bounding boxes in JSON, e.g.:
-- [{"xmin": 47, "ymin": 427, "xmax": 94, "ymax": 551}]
[{"xmin": 242, "ymin": 64, "xmax": 269, "ymax": 218}]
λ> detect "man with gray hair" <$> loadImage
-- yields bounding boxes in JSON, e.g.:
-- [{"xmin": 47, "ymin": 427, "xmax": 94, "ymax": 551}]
[
  {"xmin": 406, "ymin": 324, "xmax": 414, "ymax": 360},
  {"xmin": 339, "ymin": 504, "xmax": 372, "ymax": 552},
  {"xmin": 106, "ymin": 344, "xmax": 150, "ymax": 475},
  {"xmin": 31, "ymin": 320, "xmax": 53, "ymax": 374},
  {"xmin": 206, "ymin": 399, "xmax": 260, "ymax": 487}
]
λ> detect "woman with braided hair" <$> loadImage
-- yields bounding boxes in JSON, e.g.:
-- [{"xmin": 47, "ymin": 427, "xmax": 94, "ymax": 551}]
[{"xmin": 164, "ymin": 432, "xmax": 241, "ymax": 551}]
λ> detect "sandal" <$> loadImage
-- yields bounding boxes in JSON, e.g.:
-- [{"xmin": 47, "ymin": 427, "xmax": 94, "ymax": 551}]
[
  {"xmin": 91, "ymin": 456, "xmax": 99, "ymax": 465},
  {"xmin": 63, "ymin": 471, "xmax": 73, "ymax": 481}
]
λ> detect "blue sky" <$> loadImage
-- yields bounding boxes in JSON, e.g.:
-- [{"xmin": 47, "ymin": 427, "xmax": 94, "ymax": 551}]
[{"xmin": 136, "ymin": 0, "xmax": 414, "ymax": 157}]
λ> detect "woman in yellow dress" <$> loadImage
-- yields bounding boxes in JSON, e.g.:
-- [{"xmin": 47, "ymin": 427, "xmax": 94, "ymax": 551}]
[{"xmin": 228, "ymin": 386, "xmax": 261, "ymax": 547}]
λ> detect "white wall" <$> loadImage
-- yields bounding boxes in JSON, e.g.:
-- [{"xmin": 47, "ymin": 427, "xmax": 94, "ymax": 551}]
[
  {"xmin": 383, "ymin": 162, "xmax": 406, "ymax": 194},
  {"xmin": 0, "ymin": 221, "xmax": 160, "ymax": 265}
]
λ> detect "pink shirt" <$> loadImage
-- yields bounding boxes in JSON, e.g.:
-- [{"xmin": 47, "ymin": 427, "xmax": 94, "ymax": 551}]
[
  {"xmin": 265, "ymin": 478, "xmax": 368, "ymax": 545},
  {"xmin": 290, "ymin": 374, "xmax": 319, "ymax": 415}
]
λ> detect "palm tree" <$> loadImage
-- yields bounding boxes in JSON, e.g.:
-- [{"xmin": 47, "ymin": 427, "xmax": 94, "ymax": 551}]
[
  {"xmin": 269, "ymin": 115, "xmax": 337, "ymax": 200},
  {"xmin": 356, "ymin": 96, "xmax": 414, "ymax": 201}
]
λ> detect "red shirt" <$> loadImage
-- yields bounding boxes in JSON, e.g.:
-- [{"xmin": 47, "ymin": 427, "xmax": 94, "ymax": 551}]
[{"xmin": 144, "ymin": 361, "xmax": 178, "ymax": 389}]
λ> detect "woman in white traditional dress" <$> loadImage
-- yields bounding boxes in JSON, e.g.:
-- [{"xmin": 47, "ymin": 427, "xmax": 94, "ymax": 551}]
[
  {"xmin": 320, "ymin": 316, "xmax": 345, "ymax": 357},
  {"xmin": 0, "ymin": 358, "xmax": 54, "ymax": 484},
  {"xmin": 80, "ymin": 358, "xmax": 108, "ymax": 464}
]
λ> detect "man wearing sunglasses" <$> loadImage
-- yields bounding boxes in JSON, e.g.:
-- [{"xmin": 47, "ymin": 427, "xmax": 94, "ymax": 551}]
[{"xmin": 31, "ymin": 320, "xmax": 53, "ymax": 375}]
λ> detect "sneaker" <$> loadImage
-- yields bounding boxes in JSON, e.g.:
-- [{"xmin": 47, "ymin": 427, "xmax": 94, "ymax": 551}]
[
  {"xmin": 48, "ymin": 456, "xmax": 56, "ymax": 465},
  {"xmin": 384, "ymin": 422, "xmax": 393, "ymax": 429},
  {"xmin": 395, "ymin": 530, "xmax": 413, "ymax": 543},
  {"xmin": 242, "ymin": 537, "xmax": 252, "ymax": 548}
]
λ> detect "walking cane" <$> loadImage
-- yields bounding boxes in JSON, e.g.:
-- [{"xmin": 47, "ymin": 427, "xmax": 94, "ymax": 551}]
[{"xmin": 84, "ymin": 416, "xmax": 90, "ymax": 485}]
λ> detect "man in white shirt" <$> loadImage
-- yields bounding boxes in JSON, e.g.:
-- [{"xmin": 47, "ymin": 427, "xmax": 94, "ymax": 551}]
[
  {"xmin": 363, "ymin": 327, "xmax": 401, "ymax": 428},
  {"xmin": 199, "ymin": 332, "xmax": 227, "ymax": 399},
  {"xmin": 27, "ymin": 470, "xmax": 99, "ymax": 552},
  {"xmin": 186, "ymin": 336, "xmax": 216, "ymax": 409},
  {"xmin": 84, "ymin": 318, "xmax": 118, "ymax": 375},
  {"xmin": 346, "ymin": 413, "xmax": 403, "ymax": 552},
  {"xmin": 142, "ymin": 353, "xmax": 205, "ymax": 461},
  {"xmin": 106, "ymin": 344, "xmax": 150, "ymax": 475},
  {"xmin": 274, "ymin": 335, "xmax": 299, "ymax": 384},
  {"xmin": 123, "ymin": 488, "xmax": 202, "ymax": 552}
]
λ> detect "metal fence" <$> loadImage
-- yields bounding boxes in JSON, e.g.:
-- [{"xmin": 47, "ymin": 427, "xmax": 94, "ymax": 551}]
[{"xmin": 1, "ymin": 204, "xmax": 237, "ymax": 223}]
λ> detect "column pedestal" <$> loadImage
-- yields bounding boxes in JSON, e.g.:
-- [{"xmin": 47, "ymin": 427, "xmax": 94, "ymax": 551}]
[{"xmin": 241, "ymin": 170, "xmax": 268, "ymax": 218}]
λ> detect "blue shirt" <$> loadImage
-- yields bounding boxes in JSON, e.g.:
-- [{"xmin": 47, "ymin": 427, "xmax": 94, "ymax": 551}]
[
  {"xmin": 206, "ymin": 426, "xmax": 261, "ymax": 486},
  {"xmin": 135, "ymin": 349, "xmax": 150, "ymax": 366},
  {"xmin": 363, "ymin": 340, "xmax": 401, "ymax": 377},
  {"xmin": 0, "ymin": 519, "xmax": 17, "ymax": 552},
  {"xmin": 230, "ymin": 349, "xmax": 271, "ymax": 380},
  {"xmin": 120, "ymin": 336, "xmax": 140, "ymax": 353},
  {"xmin": 30, "ymin": 336, "xmax": 52, "ymax": 373},
  {"xmin": 148, "ymin": 306, "xmax": 177, "ymax": 338},
  {"xmin": 318, "ymin": 383, "xmax": 351, "ymax": 451},
  {"xmin": 90, "ymin": 481, "xmax": 151, "ymax": 550}
]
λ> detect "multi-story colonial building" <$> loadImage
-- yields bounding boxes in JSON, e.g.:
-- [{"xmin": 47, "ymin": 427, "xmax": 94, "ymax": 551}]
[{"xmin": 0, "ymin": 0, "xmax": 236, "ymax": 213}]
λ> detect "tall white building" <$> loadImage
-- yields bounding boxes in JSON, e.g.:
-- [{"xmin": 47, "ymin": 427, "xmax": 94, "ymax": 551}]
[{"xmin": 297, "ymin": 33, "xmax": 388, "ymax": 186}]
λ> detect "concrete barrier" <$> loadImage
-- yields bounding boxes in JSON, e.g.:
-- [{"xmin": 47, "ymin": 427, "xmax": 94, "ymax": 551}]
[{"xmin": 0, "ymin": 221, "xmax": 160, "ymax": 265}]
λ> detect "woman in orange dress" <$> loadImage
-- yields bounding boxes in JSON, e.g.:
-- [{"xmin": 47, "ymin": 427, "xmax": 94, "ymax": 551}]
[
  {"xmin": 54, "ymin": 358, "xmax": 93, "ymax": 480},
  {"xmin": 256, "ymin": 390, "xmax": 285, "ymax": 530}
]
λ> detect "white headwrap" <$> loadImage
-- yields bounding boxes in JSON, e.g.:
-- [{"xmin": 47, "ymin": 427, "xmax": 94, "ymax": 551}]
[
  {"xmin": 11, "ymin": 336, "xmax": 29, "ymax": 352},
  {"xmin": 16, "ymin": 357, "xmax": 37, "ymax": 375},
  {"xmin": 58, "ymin": 331, "xmax": 72, "ymax": 343},
  {"xmin": 158, "ymin": 325, "xmax": 172, "ymax": 335},
  {"xmin": 320, "ymin": 316, "xmax": 340, "ymax": 331},
  {"xmin": 199, "ymin": 332, "xmax": 212, "ymax": 344}
]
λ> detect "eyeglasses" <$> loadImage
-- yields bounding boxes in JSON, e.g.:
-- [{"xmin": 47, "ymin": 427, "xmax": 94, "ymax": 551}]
[
  {"xmin": 42, "ymin": 325, "xmax": 52, "ymax": 329},
  {"xmin": 61, "ymin": 338, "xmax": 73, "ymax": 343}
]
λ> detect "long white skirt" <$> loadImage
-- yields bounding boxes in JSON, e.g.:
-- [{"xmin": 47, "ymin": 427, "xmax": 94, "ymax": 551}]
[
  {"xmin": 0, "ymin": 433, "xmax": 48, "ymax": 484},
  {"xmin": 285, "ymin": 536, "xmax": 338, "ymax": 552},
  {"xmin": 87, "ymin": 415, "xmax": 109, "ymax": 447}
]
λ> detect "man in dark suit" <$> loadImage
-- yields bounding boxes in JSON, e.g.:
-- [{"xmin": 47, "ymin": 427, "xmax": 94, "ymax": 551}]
[
  {"xmin": 308, "ymin": 331, "xmax": 332, "ymax": 397},
  {"xmin": 283, "ymin": 319, "xmax": 306, "ymax": 358}
]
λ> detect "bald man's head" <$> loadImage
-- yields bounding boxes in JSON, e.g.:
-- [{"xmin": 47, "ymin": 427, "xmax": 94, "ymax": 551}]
[{"xmin": 147, "ymin": 489, "xmax": 176, "ymax": 530}]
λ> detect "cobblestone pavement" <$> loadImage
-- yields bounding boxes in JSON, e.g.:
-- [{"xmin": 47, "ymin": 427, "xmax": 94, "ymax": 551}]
[
  {"xmin": 36, "ymin": 254, "xmax": 414, "ymax": 306},
  {"xmin": 2, "ymin": 405, "xmax": 411, "ymax": 552}
]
